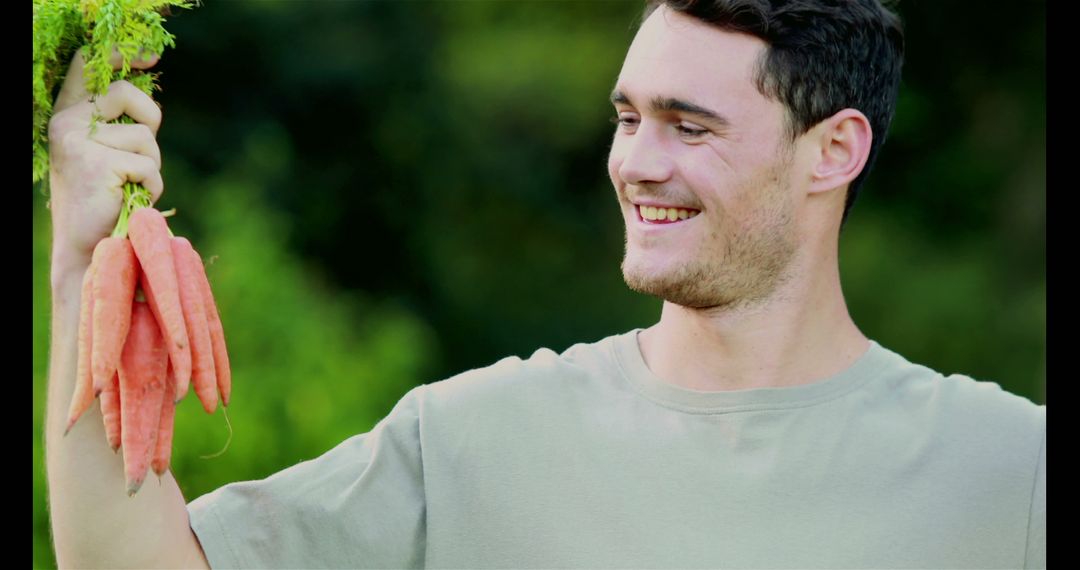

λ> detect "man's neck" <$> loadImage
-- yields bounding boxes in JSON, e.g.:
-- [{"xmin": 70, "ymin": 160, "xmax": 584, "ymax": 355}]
[{"xmin": 637, "ymin": 268, "xmax": 869, "ymax": 392}]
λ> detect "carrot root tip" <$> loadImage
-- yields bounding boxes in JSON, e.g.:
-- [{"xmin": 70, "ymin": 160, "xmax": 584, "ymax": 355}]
[
  {"xmin": 127, "ymin": 480, "xmax": 144, "ymax": 497},
  {"xmin": 63, "ymin": 413, "xmax": 82, "ymax": 435}
]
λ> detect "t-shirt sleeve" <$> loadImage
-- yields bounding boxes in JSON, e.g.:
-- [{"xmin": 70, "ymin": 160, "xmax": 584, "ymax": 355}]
[
  {"xmin": 186, "ymin": 385, "xmax": 427, "ymax": 569},
  {"xmin": 1025, "ymin": 406, "xmax": 1046, "ymax": 570}
]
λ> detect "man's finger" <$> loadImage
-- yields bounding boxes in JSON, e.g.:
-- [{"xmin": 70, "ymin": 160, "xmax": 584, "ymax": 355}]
[
  {"xmin": 61, "ymin": 81, "xmax": 163, "ymax": 134},
  {"xmin": 90, "ymin": 123, "xmax": 162, "ymax": 171},
  {"xmin": 108, "ymin": 45, "xmax": 161, "ymax": 71},
  {"xmin": 53, "ymin": 49, "xmax": 91, "ymax": 114},
  {"xmin": 105, "ymin": 149, "xmax": 165, "ymax": 205},
  {"xmin": 54, "ymin": 47, "xmax": 160, "ymax": 114}
]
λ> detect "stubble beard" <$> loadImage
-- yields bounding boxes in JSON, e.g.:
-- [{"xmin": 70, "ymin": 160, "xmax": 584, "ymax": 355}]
[{"xmin": 620, "ymin": 161, "xmax": 798, "ymax": 312}]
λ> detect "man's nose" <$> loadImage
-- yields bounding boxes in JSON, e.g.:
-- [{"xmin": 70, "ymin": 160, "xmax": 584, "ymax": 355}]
[{"xmin": 617, "ymin": 126, "xmax": 674, "ymax": 185}]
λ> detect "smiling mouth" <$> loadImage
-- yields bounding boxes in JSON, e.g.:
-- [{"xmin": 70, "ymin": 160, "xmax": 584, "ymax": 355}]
[{"xmin": 636, "ymin": 204, "xmax": 701, "ymax": 224}]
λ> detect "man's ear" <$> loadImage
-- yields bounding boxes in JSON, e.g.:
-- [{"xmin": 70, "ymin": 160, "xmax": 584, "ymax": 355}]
[{"xmin": 807, "ymin": 109, "xmax": 872, "ymax": 195}]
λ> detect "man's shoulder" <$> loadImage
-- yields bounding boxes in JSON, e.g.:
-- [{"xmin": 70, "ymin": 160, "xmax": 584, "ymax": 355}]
[
  {"xmin": 418, "ymin": 330, "xmax": 627, "ymax": 412},
  {"xmin": 856, "ymin": 343, "xmax": 1045, "ymax": 488},
  {"xmin": 872, "ymin": 341, "xmax": 1045, "ymax": 434},
  {"xmin": 937, "ymin": 370, "xmax": 1044, "ymax": 413}
]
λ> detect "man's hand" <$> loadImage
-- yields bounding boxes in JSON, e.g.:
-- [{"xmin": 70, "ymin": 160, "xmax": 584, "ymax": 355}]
[{"xmin": 48, "ymin": 47, "xmax": 164, "ymax": 279}]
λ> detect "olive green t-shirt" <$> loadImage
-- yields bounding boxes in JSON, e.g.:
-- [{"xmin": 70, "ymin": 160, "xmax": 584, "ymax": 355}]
[{"xmin": 188, "ymin": 328, "xmax": 1046, "ymax": 569}]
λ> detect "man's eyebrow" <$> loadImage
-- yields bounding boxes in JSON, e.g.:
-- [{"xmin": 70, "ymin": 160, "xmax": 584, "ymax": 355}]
[{"xmin": 609, "ymin": 89, "xmax": 731, "ymax": 128}]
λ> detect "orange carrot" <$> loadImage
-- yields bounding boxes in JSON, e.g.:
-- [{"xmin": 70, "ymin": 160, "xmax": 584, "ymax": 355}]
[
  {"xmin": 151, "ymin": 364, "xmax": 177, "ymax": 477},
  {"xmin": 190, "ymin": 245, "xmax": 231, "ymax": 407},
  {"xmin": 100, "ymin": 372, "xmax": 121, "ymax": 452},
  {"xmin": 64, "ymin": 260, "xmax": 97, "ymax": 434},
  {"xmin": 128, "ymin": 207, "xmax": 191, "ymax": 396},
  {"xmin": 171, "ymin": 237, "xmax": 217, "ymax": 412},
  {"xmin": 90, "ymin": 237, "xmax": 138, "ymax": 395},
  {"xmin": 119, "ymin": 298, "xmax": 169, "ymax": 496}
]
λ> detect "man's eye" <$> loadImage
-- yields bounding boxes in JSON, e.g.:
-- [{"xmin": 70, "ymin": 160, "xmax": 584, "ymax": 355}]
[
  {"xmin": 676, "ymin": 125, "xmax": 708, "ymax": 137},
  {"xmin": 609, "ymin": 116, "xmax": 707, "ymax": 138}
]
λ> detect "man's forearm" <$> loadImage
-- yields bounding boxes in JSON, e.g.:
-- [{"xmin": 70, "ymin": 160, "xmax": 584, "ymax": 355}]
[{"xmin": 45, "ymin": 262, "xmax": 209, "ymax": 569}]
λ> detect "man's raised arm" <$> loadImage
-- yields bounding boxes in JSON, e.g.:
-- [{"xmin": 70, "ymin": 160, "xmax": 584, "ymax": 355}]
[{"xmin": 44, "ymin": 49, "xmax": 210, "ymax": 570}]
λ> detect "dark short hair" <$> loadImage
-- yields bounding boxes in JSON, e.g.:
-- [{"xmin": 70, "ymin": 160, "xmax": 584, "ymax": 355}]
[{"xmin": 641, "ymin": 0, "xmax": 905, "ymax": 230}]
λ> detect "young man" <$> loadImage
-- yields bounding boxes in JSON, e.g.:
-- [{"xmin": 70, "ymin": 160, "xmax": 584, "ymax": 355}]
[{"xmin": 45, "ymin": 1, "xmax": 1045, "ymax": 568}]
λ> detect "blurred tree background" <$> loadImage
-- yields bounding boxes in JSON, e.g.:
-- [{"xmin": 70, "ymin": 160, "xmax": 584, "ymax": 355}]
[{"xmin": 32, "ymin": 1, "xmax": 1045, "ymax": 567}]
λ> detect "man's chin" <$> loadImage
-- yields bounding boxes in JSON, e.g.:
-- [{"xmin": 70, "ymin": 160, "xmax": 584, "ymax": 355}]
[
  {"xmin": 620, "ymin": 260, "xmax": 740, "ymax": 310},
  {"xmin": 622, "ymin": 266, "xmax": 705, "ymax": 308}
]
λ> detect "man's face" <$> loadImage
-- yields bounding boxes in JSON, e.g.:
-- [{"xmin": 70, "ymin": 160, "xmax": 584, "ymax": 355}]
[{"xmin": 607, "ymin": 6, "xmax": 801, "ymax": 310}]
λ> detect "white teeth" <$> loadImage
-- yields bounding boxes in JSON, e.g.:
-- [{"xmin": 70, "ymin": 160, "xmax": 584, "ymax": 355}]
[{"xmin": 638, "ymin": 204, "xmax": 699, "ymax": 221}]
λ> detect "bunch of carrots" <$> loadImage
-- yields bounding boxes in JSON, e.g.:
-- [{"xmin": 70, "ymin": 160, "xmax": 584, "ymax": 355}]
[{"xmin": 64, "ymin": 193, "xmax": 231, "ymax": 497}]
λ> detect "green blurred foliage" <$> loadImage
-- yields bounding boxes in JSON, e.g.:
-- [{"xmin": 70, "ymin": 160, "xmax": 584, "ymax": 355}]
[{"xmin": 33, "ymin": 1, "xmax": 1044, "ymax": 566}]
